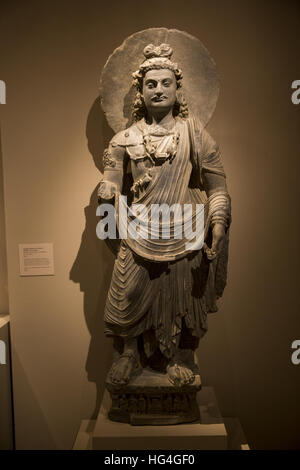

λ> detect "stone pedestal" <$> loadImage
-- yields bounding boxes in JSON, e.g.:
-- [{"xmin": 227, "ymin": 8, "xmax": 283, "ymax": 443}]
[
  {"xmin": 92, "ymin": 386, "xmax": 228, "ymax": 450},
  {"xmin": 105, "ymin": 368, "xmax": 201, "ymax": 425}
]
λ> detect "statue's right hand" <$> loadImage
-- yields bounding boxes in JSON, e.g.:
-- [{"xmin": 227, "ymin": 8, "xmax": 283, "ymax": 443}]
[{"xmin": 97, "ymin": 180, "xmax": 117, "ymax": 202}]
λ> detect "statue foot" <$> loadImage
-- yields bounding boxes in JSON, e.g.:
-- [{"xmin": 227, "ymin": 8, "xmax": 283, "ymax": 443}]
[
  {"xmin": 109, "ymin": 351, "xmax": 141, "ymax": 385},
  {"xmin": 167, "ymin": 361, "xmax": 195, "ymax": 386}
]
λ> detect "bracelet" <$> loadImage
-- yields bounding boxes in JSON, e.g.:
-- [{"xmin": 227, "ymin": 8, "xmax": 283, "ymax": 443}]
[
  {"xmin": 208, "ymin": 191, "xmax": 231, "ymax": 228},
  {"xmin": 211, "ymin": 215, "xmax": 228, "ymax": 228}
]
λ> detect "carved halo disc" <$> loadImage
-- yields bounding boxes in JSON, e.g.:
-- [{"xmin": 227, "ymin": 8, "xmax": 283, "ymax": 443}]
[{"xmin": 99, "ymin": 27, "xmax": 220, "ymax": 133}]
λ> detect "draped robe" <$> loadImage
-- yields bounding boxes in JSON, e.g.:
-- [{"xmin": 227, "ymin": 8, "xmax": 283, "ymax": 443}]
[{"xmin": 102, "ymin": 116, "xmax": 229, "ymax": 358}]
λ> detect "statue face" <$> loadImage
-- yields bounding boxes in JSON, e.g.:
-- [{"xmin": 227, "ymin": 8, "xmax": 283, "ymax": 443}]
[{"xmin": 142, "ymin": 69, "xmax": 177, "ymax": 115}]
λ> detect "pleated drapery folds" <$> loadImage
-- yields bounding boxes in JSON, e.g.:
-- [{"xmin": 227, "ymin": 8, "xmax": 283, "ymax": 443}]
[{"xmin": 104, "ymin": 116, "xmax": 229, "ymax": 358}]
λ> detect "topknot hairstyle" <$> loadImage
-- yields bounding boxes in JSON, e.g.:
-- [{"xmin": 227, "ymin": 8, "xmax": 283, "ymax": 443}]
[{"xmin": 131, "ymin": 43, "xmax": 188, "ymax": 121}]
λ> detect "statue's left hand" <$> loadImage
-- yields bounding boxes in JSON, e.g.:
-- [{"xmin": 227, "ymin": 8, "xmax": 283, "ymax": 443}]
[{"xmin": 206, "ymin": 223, "xmax": 226, "ymax": 260}]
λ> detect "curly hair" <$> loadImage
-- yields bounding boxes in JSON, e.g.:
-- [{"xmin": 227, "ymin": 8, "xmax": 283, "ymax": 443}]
[{"xmin": 132, "ymin": 92, "xmax": 189, "ymax": 122}]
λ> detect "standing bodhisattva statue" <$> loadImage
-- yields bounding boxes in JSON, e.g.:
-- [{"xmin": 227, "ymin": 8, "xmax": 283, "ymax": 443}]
[{"xmin": 97, "ymin": 30, "xmax": 231, "ymax": 424}]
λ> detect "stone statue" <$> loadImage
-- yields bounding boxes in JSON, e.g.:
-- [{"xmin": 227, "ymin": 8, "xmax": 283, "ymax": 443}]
[{"xmin": 97, "ymin": 29, "xmax": 231, "ymax": 424}]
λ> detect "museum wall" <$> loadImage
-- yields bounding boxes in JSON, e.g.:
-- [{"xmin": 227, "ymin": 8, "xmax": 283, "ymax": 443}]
[
  {"xmin": 0, "ymin": 129, "xmax": 8, "ymax": 315},
  {"xmin": 0, "ymin": 0, "xmax": 299, "ymax": 449}
]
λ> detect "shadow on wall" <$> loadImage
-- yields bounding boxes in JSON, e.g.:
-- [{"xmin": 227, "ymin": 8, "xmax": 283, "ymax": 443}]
[{"xmin": 70, "ymin": 97, "xmax": 116, "ymax": 420}]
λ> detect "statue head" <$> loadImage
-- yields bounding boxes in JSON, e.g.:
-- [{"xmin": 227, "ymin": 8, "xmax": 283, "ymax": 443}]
[{"xmin": 132, "ymin": 43, "xmax": 188, "ymax": 121}]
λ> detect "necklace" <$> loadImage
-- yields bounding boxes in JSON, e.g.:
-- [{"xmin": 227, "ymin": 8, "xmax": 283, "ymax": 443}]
[{"xmin": 141, "ymin": 120, "xmax": 180, "ymax": 165}]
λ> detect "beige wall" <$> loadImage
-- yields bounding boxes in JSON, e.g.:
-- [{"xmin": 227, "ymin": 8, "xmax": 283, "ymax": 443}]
[
  {"xmin": 0, "ymin": 130, "xmax": 8, "ymax": 314},
  {"xmin": 0, "ymin": 0, "xmax": 300, "ymax": 449}
]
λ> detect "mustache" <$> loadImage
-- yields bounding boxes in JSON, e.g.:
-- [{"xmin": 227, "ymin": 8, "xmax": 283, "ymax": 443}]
[{"xmin": 151, "ymin": 95, "xmax": 168, "ymax": 101}]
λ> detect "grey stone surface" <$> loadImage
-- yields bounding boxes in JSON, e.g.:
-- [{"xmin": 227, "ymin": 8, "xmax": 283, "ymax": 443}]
[
  {"xmin": 92, "ymin": 387, "xmax": 228, "ymax": 450},
  {"xmin": 106, "ymin": 368, "xmax": 201, "ymax": 425},
  {"xmin": 98, "ymin": 29, "xmax": 231, "ymax": 425}
]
